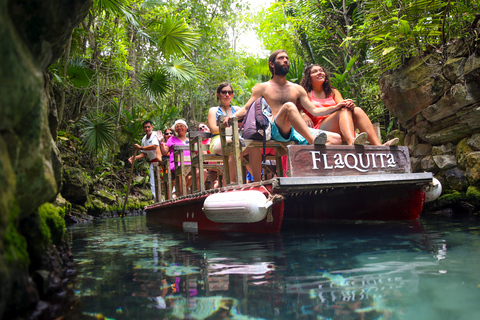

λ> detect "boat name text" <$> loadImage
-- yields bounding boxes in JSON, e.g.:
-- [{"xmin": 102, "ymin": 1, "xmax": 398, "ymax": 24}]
[{"xmin": 310, "ymin": 151, "xmax": 397, "ymax": 172}]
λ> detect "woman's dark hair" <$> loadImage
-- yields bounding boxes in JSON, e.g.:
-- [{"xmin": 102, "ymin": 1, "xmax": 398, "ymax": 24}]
[
  {"xmin": 216, "ymin": 82, "xmax": 233, "ymax": 101},
  {"xmin": 300, "ymin": 64, "xmax": 333, "ymax": 98}
]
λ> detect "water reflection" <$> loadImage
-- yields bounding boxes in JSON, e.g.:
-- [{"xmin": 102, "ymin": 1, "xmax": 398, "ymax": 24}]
[{"xmin": 66, "ymin": 217, "xmax": 480, "ymax": 320}]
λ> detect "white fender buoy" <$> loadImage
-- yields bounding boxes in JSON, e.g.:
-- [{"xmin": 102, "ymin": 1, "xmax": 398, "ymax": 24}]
[
  {"xmin": 425, "ymin": 177, "xmax": 442, "ymax": 202},
  {"xmin": 203, "ymin": 190, "xmax": 273, "ymax": 223}
]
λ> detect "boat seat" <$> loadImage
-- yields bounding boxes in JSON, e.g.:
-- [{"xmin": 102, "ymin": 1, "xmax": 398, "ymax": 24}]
[
  {"xmin": 189, "ymin": 131, "xmax": 225, "ymax": 192},
  {"xmin": 218, "ymin": 117, "xmax": 294, "ymax": 181},
  {"xmin": 240, "ymin": 138, "xmax": 294, "ymax": 178}
]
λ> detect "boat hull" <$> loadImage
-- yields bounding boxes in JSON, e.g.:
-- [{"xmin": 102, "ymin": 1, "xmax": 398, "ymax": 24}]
[
  {"xmin": 145, "ymin": 184, "xmax": 284, "ymax": 233},
  {"xmin": 145, "ymin": 173, "xmax": 432, "ymax": 232},
  {"xmin": 283, "ymin": 184, "xmax": 425, "ymax": 221}
]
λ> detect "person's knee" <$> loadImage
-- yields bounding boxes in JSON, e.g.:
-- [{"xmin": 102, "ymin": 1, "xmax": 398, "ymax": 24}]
[{"xmin": 282, "ymin": 102, "xmax": 297, "ymax": 114}]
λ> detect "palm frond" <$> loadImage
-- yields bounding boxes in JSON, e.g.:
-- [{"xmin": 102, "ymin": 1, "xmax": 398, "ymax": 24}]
[
  {"xmin": 153, "ymin": 14, "xmax": 200, "ymax": 57},
  {"xmin": 66, "ymin": 58, "xmax": 94, "ymax": 87},
  {"xmin": 92, "ymin": 0, "xmax": 139, "ymax": 27},
  {"xmin": 139, "ymin": 68, "xmax": 170, "ymax": 102},
  {"xmin": 80, "ymin": 113, "xmax": 117, "ymax": 156},
  {"xmin": 164, "ymin": 57, "xmax": 200, "ymax": 82}
]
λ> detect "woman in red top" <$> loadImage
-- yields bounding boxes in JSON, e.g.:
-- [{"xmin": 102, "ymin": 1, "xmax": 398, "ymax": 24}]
[{"xmin": 299, "ymin": 64, "xmax": 398, "ymax": 146}]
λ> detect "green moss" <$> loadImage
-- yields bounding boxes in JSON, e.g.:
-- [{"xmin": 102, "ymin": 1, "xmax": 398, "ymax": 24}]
[
  {"xmin": 4, "ymin": 220, "xmax": 30, "ymax": 268},
  {"xmin": 38, "ymin": 203, "xmax": 66, "ymax": 246},
  {"xmin": 85, "ymin": 196, "xmax": 106, "ymax": 215},
  {"xmin": 437, "ymin": 190, "xmax": 467, "ymax": 202}
]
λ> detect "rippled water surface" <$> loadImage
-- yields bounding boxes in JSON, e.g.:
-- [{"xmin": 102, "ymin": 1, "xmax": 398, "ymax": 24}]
[{"xmin": 66, "ymin": 215, "xmax": 480, "ymax": 319}]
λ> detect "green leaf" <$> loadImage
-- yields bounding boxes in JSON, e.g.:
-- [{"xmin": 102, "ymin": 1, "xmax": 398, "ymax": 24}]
[
  {"xmin": 153, "ymin": 14, "xmax": 200, "ymax": 58},
  {"xmin": 139, "ymin": 68, "xmax": 170, "ymax": 101},
  {"xmin": 382, "ymin": 47, "xmax": 397, "ymax": 56},
  {"xmin": 80, "ymin": 113, "xmax": 117, "ymax": 156},
  {"xmin": 164, "ymin": 57, "xmax": 200, "ymax": 82}
]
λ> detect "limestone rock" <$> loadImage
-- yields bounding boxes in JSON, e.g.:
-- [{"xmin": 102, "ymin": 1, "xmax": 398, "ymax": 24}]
[
  {"xmin": 410, "ymin": 157, "xmax": 422, "ymax": 172},
  {"xmin": 432, "ymin": 143, "xmax": 454, "ymax": 155},
  {"xmin": 414, "ymin": 144, "xmax": 432, "ymax": 157},
  {"xmin": 466, "ymin": 152, "xmax": 480, "ymax": 184},
  {"xmin": 433, "ymin": 155, "xmax": 457, "ymax": 170},
  {"xmin": 421, "ymin": 156, "xmax": 438, "ymax": 172},
  {"xmin": 442, "ymin": 57, "xmax": 466, "ymax": 83},
  {"xmin": 422, "ymin": 83, "xmax": 480, "ymax": 122},
  {"xmin": 445, "ymin": 168, "xmax": 468, "ymax": 190},
  {"xmin": 467, "ymin": 133, "xmax": 480, "ymax": 151},
  {"xmin": 61, "ymin": 167, "xmax": 90, "ymax": 204},
  {"xmin": 424, "ymin": 105, "xmax": 480, "ymax": 144},
  {"xmin": 380, "ymin": 54, "xmax": 450, "ymax": 123},
  {"xmin": 463, "ymin": 54, "xmax": 480, "ymax": 83},
  {"xmin": 456, "ymin": 138, "xmax": 474, "ymax": 168}
]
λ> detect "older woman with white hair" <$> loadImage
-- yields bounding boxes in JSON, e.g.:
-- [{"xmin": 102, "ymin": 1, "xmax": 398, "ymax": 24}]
[{"xmin": 159, "ymin": 119, "xmax": 192, "ymax": 196}]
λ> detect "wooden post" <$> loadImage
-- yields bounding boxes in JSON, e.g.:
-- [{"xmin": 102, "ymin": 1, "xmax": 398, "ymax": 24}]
[{"xmin": 122, "ymin": 149, "xmax": 137, "ymax": 218}]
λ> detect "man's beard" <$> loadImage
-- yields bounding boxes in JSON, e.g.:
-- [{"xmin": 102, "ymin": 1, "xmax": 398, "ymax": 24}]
[{"xmin": 274, "ymin": 61, "xmax": 289, "ymax": 76}]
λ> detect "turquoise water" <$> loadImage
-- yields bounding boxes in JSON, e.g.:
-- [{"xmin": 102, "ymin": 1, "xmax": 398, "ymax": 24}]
[{"xmin": 66, "ymin": 216, "xmax": 480, "ymax": 319}]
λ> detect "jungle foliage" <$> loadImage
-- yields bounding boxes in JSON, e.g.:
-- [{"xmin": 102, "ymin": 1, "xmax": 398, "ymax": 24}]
[{"xmin": 52, "ymin": 0, "xmax": 479, "ymax": 166}]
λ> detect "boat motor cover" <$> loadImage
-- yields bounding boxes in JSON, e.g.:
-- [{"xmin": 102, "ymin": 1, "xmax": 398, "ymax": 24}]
[{"xmin": 203, "ymin": 190, "xmax": 273, "ymax": 223}]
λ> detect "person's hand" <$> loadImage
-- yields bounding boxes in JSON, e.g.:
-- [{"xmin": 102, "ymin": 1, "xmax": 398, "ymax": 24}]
[
  {"xmin": 128, "ymin": 155, "xmax": 134, "ymax": 164},
  {"xmin": 133, "ymin": 143, "xmax": 141, "ymax": 151},
  {"xmin": 344, "ymin": 99, "xmax": 355, "ymax": 110},
  {"xmin": 156, "ymin": 130, "xmax": 164, "ymax": 142},
  {"xmin": 301, "ymin": 113, "xmax": 314, "ymax": 128},
  {"xmin": 220, "ymin": 115, "xmax": 231, "ymax": 128}
]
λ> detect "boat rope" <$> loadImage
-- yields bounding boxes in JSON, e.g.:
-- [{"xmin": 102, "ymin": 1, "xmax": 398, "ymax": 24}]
[{"xmin": 261, "ymin": 185, "xmax": 285, "ymax": 223}]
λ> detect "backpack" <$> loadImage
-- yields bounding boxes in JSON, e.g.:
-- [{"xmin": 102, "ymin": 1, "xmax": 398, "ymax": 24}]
[{"xmin": 239, "ymin": 96, "xmax": 272, "ymax": 163}]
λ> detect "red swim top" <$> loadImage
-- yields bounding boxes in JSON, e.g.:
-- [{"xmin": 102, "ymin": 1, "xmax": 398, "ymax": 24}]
[{"xmin": 303, "ymin": 94, "xmax": 337, "ymax": 129}]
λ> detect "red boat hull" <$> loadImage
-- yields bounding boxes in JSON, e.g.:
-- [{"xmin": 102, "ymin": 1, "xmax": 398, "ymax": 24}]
[
  {"xmin": 145, "ymin": 184, "xmax": 284, "ymax": 233},
  {"xmin": 282, "ymin": 184, "xmax": 426, "ymax": 221}
]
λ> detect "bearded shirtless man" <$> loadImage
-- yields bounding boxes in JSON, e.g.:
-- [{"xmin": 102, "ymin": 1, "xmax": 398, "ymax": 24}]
[{"xmin": 222, "ymin": 49, "xmax": 341, "ymax": 181}]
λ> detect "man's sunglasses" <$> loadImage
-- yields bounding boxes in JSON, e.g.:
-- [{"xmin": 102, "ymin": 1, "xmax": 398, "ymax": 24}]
[{"xmin": 220, "ymin": 90, "xmax": 233, "ymax": 95}]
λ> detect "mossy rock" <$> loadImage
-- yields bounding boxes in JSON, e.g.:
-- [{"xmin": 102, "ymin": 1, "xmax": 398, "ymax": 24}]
[
  {"xmin": 38, "ymin": 203, "xmax": 66, "ymax": 246},
  {"xmin": 137, "ymin": 188, "xmax": 154, "ymax": 200},
  {"xmin": 62, "ymin": 166, "xmax": 90, "ymax": 204},
  {"xmin": 456, "ymin": 138, "xmax": 474, "ymax": 169},
  {"xmin": 85, "ymin": 196, "xmax": 107, "ymax": 216},
  {"xmin": 387, "ymin": 129, "xmax": 405, "ymax": 145},
  {"xmin": 4, "ymin": 219, "xmax": 30, "ymax": 269},
  {"xmin": 92, "ymin": 189, "xmax": 116, "ymax": 205},
  {"xmin": 466, "ymin": 185, "xmax": 480, "ymax": 206}
]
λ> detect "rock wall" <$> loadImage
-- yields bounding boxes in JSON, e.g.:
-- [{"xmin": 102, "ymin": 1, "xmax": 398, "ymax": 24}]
[
  {"xmin": 0, "ymin": 0, "xmax": 91, "ymax": 319},
  {"xmin": 380, "ymin": 20, "xmax": 480, "ymax": 211}
]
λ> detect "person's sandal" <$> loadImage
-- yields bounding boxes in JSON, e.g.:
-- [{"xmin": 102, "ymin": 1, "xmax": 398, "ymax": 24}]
[
  {"xmin": 313, "ymin": 131, "xmax": 327, "ymax": 145},
  {"xmin": 383, "ymin": 137, "xmax": 399, "ymax": 147},
  {"xmin": 353, "ymin": 132, "xmax": 368, "ymax": 145}
]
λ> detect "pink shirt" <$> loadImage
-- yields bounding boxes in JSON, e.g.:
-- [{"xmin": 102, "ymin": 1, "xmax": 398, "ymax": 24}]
[{"xmin": 166, "ymin": 136, "xmax": 190, "ymax": 171}]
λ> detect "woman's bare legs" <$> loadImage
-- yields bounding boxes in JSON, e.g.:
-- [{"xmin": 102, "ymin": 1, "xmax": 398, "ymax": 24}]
[
  {"xmin": 351, "ymin": 107, "xmax": 382, "ymax": 145},
  {"xmin": 243, "ymin": 148, "xmax": 262, "ymax": 182},
  {"xmin": 320, "ymin": 108, "xmax": 356, "ymax": 145}
]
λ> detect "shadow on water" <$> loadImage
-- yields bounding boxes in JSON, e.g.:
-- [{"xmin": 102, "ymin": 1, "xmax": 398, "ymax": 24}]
[{"xmin": 65, "ymin": 216, "xmax": 480, "ymax": 320}]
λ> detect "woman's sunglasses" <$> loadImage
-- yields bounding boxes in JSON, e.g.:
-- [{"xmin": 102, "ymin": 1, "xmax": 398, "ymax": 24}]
[
  {"xmin": 220, "ymin": 90, "xmax": 233, "ymax": 95},
  {"xmin": 164, "ymin": 132, "xmax": 173, "ymax": 136},
  {"xmin": 198, "ymin": 125, "xmax": 208, "ymax": 130}
]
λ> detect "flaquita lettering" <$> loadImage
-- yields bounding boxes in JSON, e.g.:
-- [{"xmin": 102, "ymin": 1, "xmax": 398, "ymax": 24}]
[{"xmin": 309, "ymin": 151, "xmax": 398, "ymax": 172}]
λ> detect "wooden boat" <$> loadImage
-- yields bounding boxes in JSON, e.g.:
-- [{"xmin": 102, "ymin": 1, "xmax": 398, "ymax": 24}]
[{"xmin": 145, "ymin": 121, "xmax": 440, "ymax": 233}]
